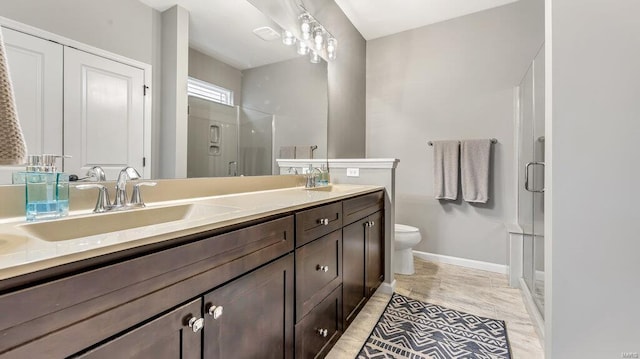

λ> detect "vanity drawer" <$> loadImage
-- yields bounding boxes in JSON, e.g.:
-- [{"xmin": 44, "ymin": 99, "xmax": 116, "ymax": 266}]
[
  {"xmin": 295, "ymin": 201, "xmax": 342, "ymax": 247},
  {"xmin": 0, "ymin": 215, "xmax": 294, "ymax": 358},
  {"xmin": 296, "ymin": 230, "xmax": 342, "ymax": 322},
  {"xmin": 342, "ymin": 190, "xmax": 384, "ymax": 225},
  {"xmin": 295, "ymin": 285, "xmax": 343, "ymax": 359}
]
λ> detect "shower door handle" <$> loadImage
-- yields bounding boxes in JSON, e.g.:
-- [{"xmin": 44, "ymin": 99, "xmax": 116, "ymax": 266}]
[{"xmin": 525, "ymin": 162, "xmax": 545, "ymax": 193}]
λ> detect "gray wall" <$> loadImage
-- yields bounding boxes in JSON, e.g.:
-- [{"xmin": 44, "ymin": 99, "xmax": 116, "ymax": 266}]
[
  {"xmin": 547, "ymin": 0, "xmax": 640, "ymax": 356},
  {"xmin": 0, "ymin": 0, "xmax": 163, "ymax": 178},
  {"xmin": 189, "ymin": 48, "xmax": 243, "ymax": 106},
  {"xmin": 366, "ymin": 0, "xmax": 544, "ymax": 265},
  {"xmin": 159, "ymin": 6, "xmax": 189, "ymax": 179},
  {"xmin": 249, "ymin": 0, "xmax": 367, "ymax": 158},
  {"xmin": 242, "ymin": 57, "xmax": 328, "ymax": 173}
]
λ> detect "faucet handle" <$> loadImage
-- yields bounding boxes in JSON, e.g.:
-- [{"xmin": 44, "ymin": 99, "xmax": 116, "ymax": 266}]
[
  {"xmin": 130, "ymin": 182, "xmax": 157, "ymax": 207},
  {"xmin": 86, "ymin": 166, "xmax": 107, "ymax": 181},
  {"xmin": 76, "ymin": 184, "xmax": 112, "ymax": 213}
]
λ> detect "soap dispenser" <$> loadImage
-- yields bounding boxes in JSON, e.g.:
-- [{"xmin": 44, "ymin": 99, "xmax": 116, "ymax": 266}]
[{"xmin": 14, "ymin": 154, "xmax": 69, "ymax": 221}]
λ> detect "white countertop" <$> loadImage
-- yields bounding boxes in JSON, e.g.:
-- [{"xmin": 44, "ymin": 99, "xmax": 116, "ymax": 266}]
[{"xmin": 0, "ymin": 184, "xmax": 382, "ymax": 282}]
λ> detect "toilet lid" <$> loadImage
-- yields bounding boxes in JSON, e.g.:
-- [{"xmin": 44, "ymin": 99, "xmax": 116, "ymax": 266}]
[{"xmin": 395, "ymin": 224, "xmax": 419, "ymax": 233}]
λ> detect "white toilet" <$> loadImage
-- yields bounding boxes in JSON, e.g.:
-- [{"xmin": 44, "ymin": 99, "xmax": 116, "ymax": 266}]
[{"xmin": 394, "ymin": 224, "xmax": 422, "ymax": 275}]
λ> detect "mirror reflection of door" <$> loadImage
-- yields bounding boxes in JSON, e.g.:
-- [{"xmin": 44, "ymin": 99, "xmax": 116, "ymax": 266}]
[{"xmin": 0, "ymin": 27, "xmax": 63, "ymax": 184}]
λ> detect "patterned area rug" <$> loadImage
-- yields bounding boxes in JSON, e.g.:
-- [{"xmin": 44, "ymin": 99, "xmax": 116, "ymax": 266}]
[{"xmin": 357, "ymin": 293, "xmax": 512, "ymax": 359}]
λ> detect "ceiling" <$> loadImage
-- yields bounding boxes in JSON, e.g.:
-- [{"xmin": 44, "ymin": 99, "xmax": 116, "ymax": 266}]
[
  {"xmin": 333, "ymin": 0, "xmax": 520, "ymax": 40},
  {"xmin": 138, "ymin": 0, "xmax": 521, "ymax": 69},
  {"xmin": 138, "ymin": 0, "xmax": 299, "ymax": 70}
]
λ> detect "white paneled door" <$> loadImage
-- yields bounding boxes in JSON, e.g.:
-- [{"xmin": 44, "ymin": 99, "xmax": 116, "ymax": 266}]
[
  {"xmin": 0, "ymin": 27, "xmax": 63, "ymax": 184},
  {"xmin": 64, "ymin": 47, "xmax": 145, "ymax": 180}
]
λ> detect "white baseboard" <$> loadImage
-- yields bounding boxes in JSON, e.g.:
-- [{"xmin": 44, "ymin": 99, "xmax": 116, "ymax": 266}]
[
  {"xmin": 413, "ymin": 250, "xmax": 508, "ymax": 274},
  {"xmin": 378, "ymin": 280, "xmax": 396, "ymax": 294}
]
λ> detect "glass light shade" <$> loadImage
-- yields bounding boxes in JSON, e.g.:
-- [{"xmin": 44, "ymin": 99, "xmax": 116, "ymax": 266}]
[
  {"xmin": 300, "ymin": 15, "xmax": 312, "ymax": 40},
  {"xmin": 309, "ymin": 50, "xmax": 321, "ymax": 64},
  {"xmin": 282, "ymin": 30, "xmax": 296, "ymax": 46},
  {"xmin": 327, "ymin": 38, "xmax": 337, "ymax": 60},
  {"xmin": 313, "ymin": 26, "xmax": 324, "ymax": 49},
  {"xmin": 297, "ymin": 41, "xmax": 310, "ymax": 55}
]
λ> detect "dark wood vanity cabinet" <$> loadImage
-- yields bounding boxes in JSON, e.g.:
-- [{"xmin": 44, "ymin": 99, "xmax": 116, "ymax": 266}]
[
  {"xmin": 0, "ymin": 189, "xmax": 385, "ymax": 359},
  {"xmin": 76, "ymin": 254, "xmax": 294, "ymax": 359},
  {"xmin": 342, "ymin": 192, "xmax": 385, "ymax": 328},
  {"xmin": 203, "ymin": 254, "xmax": 294, "ymax": 359},
  {"xmin": 75, "ymin": 298, "xmax": 203, "ymax": 359},
  {"xmin": 366, "ymin": 210, "xmax": 384, "ymax": 296}
]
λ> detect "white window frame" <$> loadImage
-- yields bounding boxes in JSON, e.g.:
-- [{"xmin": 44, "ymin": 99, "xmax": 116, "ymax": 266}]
[{"xmin": 187, "ymin": 77, "xmax": 234, "ymax": 106}]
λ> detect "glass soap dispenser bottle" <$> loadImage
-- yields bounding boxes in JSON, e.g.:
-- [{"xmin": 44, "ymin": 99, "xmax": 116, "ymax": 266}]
[{"xmin": 13, "ymin": 154, "xmax": 69, "ymax": 221}]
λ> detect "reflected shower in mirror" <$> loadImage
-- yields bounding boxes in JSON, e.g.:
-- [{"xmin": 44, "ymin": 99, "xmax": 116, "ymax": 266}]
[
  {"xmin": 187, "ymin": 48, "xmax": 327, "ymax": 178},
  {"xmin": 182, "ymin": 0, "xmax": 328, "ymax": 177}
]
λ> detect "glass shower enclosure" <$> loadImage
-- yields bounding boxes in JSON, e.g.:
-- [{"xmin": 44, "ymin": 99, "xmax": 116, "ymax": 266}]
[
  {"xmin": 518, "ymin": 45, "xmax": 545, "ymax": 317},
  {"xmin": 187, "ymin": 96, "xmax": 274, "ymax": 178}
]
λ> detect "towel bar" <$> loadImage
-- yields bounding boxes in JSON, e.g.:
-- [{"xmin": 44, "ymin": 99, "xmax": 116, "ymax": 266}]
[{"xmin": 427, "ymin": 138, "xmax": 497, "ymax": 146}]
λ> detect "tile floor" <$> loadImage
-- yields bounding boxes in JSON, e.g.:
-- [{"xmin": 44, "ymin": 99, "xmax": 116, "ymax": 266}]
[{"xmin": 327, "ymin": 257, "xmax": 544, "ymax": 358}]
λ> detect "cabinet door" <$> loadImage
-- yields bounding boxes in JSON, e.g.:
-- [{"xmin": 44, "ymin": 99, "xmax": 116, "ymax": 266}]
[
  {"xmin": 295, "ymin": 285, "xmax": 343, "ymax": 359},
  {"xmin": 75, "ymin": 298, "xmax": 202, "ymax": 359},
  {"xmin": 203, "ymin": 254, "xmax": 294, "ymax": 359},
  {"xmin": 342, "ymin": 218, "xmax": 367, "ymax": 328},
  {"xmin": 0, "ymin": 27, "xmax": 63, "ymax": 184},
  {"xmin": 63, "ymin": 47, "xmax": 145, "ymax": 179},
  {"xmin": 366, "ymin": 211, "xmax": 384, "ymax": 296}
]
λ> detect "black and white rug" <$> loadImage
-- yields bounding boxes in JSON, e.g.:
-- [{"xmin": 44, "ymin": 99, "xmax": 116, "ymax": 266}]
[{"xmin": 357, "ymin": 293, "xmax": 512, "ymax": 359}]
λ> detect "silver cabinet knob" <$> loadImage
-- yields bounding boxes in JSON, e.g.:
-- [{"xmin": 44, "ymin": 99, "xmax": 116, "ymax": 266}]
[
  {"xmin": 318, "ymin": 218, "xmax": 329, "ymax": 225},
  {"xmin": 317, "ymin": 328, "xmax": 328, "ymax": 337},
  {"xmin": 370, "ymin": 221, "xmax": 375, "ymax": 227},
  {"xmin": 188, "ymin": 317, "xmax": 204, "ymax": 333},
  {"xmin": 207, "ymin": 305, "xmax": 224, "ymax": 320},
  {"xmin": 316, "ymin": 264, "xmax": 329, "ymax": 272}
]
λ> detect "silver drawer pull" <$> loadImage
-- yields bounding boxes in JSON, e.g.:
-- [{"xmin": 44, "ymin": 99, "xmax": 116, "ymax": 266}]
[
  {"xmin": 318, "ymin": 218, "xmax": 329, "ymax": 225},
  {"xmin": 316, "ymin": 264, "xmax": 329, "ymax": 272},
  {"xmin": 207, "ymin": 305, "xmax": 224, "ymax": 320},
  {"xmin": 317, "ymin": 328, "xmax": 328, "ymax": 337},
  {"xmin": 188, "ymin": 316, "xmax": 205, "ymax": 333}
]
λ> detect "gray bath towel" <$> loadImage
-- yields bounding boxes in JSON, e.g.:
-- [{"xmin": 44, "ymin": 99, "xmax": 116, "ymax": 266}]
[
  {"xmin": 295, "ymin": 145, "xmax": 315, "ymax": 159},
  {"xmin": 461, "ymin": 139, "xmax": 492, "ymax": 203},
  {"xmin": 279, "ymin": 146, "xmax": 295, "ymax": 159},
  {"xmin": 432, "ymin": 140, "xmax": 460, "ymax": 200}
]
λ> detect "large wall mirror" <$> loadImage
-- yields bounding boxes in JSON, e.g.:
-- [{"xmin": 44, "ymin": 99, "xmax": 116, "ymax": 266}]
[{"xmin": 0, "ymin": 0, "xmax": 328, "ymax": 184}]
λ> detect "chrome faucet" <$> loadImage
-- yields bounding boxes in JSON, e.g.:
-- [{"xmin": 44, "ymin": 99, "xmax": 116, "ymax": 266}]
[
  {"xmin": 113, "ymin": 167, "xmax": 141, "ymax": 208},
  {"xmin": 86, "ymin": 166, "xmax": 107, "ymax": 181},
  {"xmin": 78, "ymin": 166, "xmax": 156, "ymax": 213}
]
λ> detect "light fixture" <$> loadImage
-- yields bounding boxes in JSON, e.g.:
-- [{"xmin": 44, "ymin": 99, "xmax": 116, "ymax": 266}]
[
  {"xmin": 284, "ymin": 10, "xmax": 338, "ymax": 64},
  {"xmin": 299, "ymin": 14, "xmax": 312, "ymax": 40},
  {"xmin": 309, "ymin": 50, "xmax": 321, "ymax": 64},
  {"xmin": 326, "ymin": 38, "xmax": 337, "ymax": 60},
  {"xmin": 282, "ymin": 30, "xmax": 296, "ymax": 46},
  {"xmin": 313, "ymin": 26, "xmax": 324, "ymax": 50},
  {"xmin": 297, "ymin": 41, "xmax": 310, "ymax": 55}
]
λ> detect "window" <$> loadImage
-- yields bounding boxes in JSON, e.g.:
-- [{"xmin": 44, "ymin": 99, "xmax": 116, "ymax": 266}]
[{"xmin": 187, "ymin": 77, "xmax": 234, "ymax": 106}]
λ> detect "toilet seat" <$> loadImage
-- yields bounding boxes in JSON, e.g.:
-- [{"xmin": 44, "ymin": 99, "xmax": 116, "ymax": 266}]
[{"xmin": 395, "ymin": 224, "xmax": 419, "ymax": 233}]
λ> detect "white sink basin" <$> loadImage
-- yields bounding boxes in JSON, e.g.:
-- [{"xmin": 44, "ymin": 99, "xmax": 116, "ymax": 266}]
[{"xmin": 19, "ymin": 203, "xmax": 240, "ymax": 242}]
